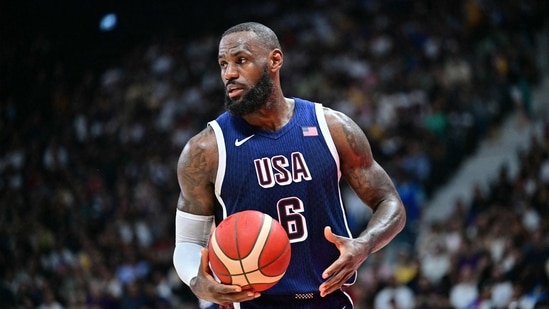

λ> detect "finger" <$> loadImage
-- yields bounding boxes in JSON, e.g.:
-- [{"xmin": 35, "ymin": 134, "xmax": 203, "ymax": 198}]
[
  {"xmin": 217, "ymin": 285, "xmax": 255, "ymax": 296},
  {"xmin": 319, "ymin": 282, "xmax": 331, "ymax": 297},
  {"xmin": 199, "ymin": 248, "xmax": 212, "ymax": 273},
  {"xmin": 322, "ymin": 261, "xmax": 336, "ymax": 280},
  {"xmin": 321, "ymin": 259, "xmax": 346, "ymax": 284},
  {"xmin": 322, "ymin": 255, "xmax": 349, "ymax": 281},
  {"xmin": 201, "ymin": 249, "xmax": 262, "ymax": 298},
  {"xmin": 319, "ymin": 281, "xmax": 339, "ymax": 297},
  {"xmin": 218, "ymin": 290, "xmax": 261, "ymax": 305},
  {"xmin": 200, "ymin": 248, "xmax": 244, "ymax": 294},
  {"xmin": 319, "ymin": 279, "xmax": 338, "ymax": 297},
  {"xmin": 216, "ymin": 283, "xmax": 260, "ymax": 299},
  {"xmin": 323, "ymin": 226, "xmax": 335, "ymax": 243},
  {"xmin": 322, "ymin": 227, "xmax": 342, "ymax": 279},
  {"xmin": 324, "ymin": 226, "xmax": 344, "ymax": 247},
  {"xmin": 319, "ymin": 271, "xmax": 353, "ymax": 297}
]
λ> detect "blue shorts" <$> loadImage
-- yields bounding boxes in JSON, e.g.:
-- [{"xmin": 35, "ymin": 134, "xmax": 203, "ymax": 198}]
[{"xmin": 235, "ymin": 290, "xmax": 353, "ymax": 309}]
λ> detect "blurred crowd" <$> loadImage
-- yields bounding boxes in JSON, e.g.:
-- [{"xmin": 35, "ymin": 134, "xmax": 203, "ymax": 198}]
[{"xmin": 0, "ymin": 0, "xmax": 548, "ymax": 308}]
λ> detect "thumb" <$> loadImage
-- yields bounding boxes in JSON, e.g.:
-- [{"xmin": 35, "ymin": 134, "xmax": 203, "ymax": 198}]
[
  {"xmin": 324, "ymin": 226, "xmax": 336, "ymax": 244},
  {"xmin": 200, "ymin": 247, "xmax": 212, "ymax": 274}
]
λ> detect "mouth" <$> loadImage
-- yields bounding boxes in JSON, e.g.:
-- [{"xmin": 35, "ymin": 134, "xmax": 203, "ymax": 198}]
[{"xmin": 226, "ymin": 84, "xmax": 245, "ymax": 99}]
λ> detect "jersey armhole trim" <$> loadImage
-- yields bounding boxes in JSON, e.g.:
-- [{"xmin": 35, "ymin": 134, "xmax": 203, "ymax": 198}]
[
  {"xmin": 207, "ymin": 120, "xmax": 228, "ymax": 218},
  {"xmin": 314, "ymin": 103, "xmax": 341, "ymax": 180}
]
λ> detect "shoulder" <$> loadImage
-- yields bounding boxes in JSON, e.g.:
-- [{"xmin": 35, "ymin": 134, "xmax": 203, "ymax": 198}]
[
  {"xmin": 177, "ymin": 126, "xmax": 218, "ymax": 178},
  {"xmin": 321, "ymin": 106, "xmax": 363, "ymax": 139},
  {"xmin": 176, "ymin": 125, "xmax": 219, "ymax": 214},
  {"xmin": 183, "ymin": 125, "xmax": 217, "ymax": 155},
  {"xmin": 321, "ymin": 105, "xmax": 374, "ymax": 166}
]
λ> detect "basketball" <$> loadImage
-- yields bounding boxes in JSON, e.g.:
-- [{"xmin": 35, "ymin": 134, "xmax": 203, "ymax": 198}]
[{"xmin": 208, "ymin": 210, "xmax": 291, "ymax": 292}]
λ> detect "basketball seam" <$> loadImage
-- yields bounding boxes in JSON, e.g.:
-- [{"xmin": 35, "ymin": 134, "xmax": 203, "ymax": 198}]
[
  {"xmin": 257, "ymin": 224, "xmax": 291, "ymax": 275},
  {"xmin": 237, "ymin": 212, "xmax": 255, "ymax": 288},
  {"xmin": 209, "ymin": 211, "xmax": 290, "ymax": 291}
]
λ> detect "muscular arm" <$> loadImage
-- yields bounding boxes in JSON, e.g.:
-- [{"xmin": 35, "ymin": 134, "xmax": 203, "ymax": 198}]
[
  {"xmin": 173, "ymin": 126, "xmax": 218, "ymax": 286},
  {"xmin": 174, "ymin": 126, "xmax": 259, "ymax": 304},
  {"xmin": 318, "ymin": 107, "xmax": 405, "ymax": 296},
  {"xmin": 326, "ymin": 107, "xmax": 406, "ymax": 254},
  {"xmin": 177, "ymin": 126, "xmax": 218, "ymax": 216},
  {"xmin": 318, "ymin": 107, "xmax": 405, "ymax": 297}
]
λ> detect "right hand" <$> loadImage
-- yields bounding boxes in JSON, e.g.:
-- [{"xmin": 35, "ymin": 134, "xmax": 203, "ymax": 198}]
[{"xmin": 190, "ymin": 248, "xmax": 261, "ymax": 305}]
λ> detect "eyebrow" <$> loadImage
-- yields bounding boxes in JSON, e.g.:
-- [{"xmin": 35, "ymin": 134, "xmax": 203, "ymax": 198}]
[
  {"xmin": 219, "ymin": 51, "xmax": 243, "ymax": 61},
  {"xmin": 218, "ymin": 44, "xmax": 253, "ymax": 59}
]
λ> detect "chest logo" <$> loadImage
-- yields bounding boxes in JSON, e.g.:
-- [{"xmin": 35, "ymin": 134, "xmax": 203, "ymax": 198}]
[
  {"xmin": 235, "ymin": 134, "xmax": 255, "ymax": 146},
  {"xmin": 254, "ymin": 152, "xmax": 312, "ymax": 188}
]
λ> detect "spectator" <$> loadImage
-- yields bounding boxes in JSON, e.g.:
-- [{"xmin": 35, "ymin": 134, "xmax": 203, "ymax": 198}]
[
  {"xmin": 449, "ymin": 265, "xmax": 479, "ymax": 309},
  {"xmin": 373, "ymin": 275, "xmax": 415, "ymax": 309}
]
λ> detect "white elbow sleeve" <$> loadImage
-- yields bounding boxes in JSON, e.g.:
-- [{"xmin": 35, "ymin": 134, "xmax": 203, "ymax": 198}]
[{"xmin": 173, "ymin": 209, "xmax": 214, "ymax": 286}]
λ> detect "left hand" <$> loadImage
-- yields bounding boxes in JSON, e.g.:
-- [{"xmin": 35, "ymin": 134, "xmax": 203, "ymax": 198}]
[{"xmin": 319, "ymin": 226, "xmax": 370, "ymax": 297}]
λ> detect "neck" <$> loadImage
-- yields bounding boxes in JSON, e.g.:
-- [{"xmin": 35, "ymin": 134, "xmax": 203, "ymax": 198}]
[{"xmin": 242, "ymin": 94, "xmax": 294, "ymax": 132}]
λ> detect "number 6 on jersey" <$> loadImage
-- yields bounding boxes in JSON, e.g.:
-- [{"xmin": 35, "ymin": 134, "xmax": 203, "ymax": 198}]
[{"xmin": 277, "ymin": 197, "xmax": 308, "ymax": 243}]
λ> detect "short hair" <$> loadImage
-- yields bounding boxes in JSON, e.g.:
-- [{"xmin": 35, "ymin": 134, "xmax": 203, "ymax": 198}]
[{"xmin": 222, "ymin": 22, "xmax": 281, "ymax": 50}]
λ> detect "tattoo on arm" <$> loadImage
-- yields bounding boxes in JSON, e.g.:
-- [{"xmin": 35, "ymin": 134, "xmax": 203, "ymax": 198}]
[
  {"xmin": 326, "ymin": 108, "xmax": 405, "ymax": 253},
  {"xmin": 177, "ymin": 128, "xmax": 217, "ymax": 214},
  {"xmin": 338, "ymin": 115, "xmax": 394, "ymax": 210},
  {"xmin": 182, "ymin": 146, "xmax": 210, "ymax": 189}
]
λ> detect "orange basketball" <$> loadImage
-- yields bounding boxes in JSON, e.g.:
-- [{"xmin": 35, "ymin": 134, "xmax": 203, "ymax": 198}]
[{"xmin": 208, "ymin": 210, "xmax": 291, "ymax": 292}]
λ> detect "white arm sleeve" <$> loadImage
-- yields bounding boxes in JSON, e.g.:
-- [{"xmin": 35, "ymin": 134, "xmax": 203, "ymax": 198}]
[{"xmin": 173, "ymin": 209, "xmax": 214, "ymax": 286}]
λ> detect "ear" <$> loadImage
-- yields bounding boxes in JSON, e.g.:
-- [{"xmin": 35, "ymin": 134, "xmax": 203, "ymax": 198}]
[{"xmin": 269, "ymin": 49, "xmax": 283, "ymax": 72}]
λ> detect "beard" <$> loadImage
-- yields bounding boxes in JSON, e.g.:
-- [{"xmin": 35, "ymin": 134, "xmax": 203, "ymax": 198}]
[{"xmin": 224, "ymin": 69, "xmax": 274, "ymax": 117}]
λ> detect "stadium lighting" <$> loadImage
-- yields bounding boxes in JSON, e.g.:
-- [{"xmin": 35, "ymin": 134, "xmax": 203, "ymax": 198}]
[{"xmin": 99, "ymin": 13, "xmax": 117, "ymax": 32}]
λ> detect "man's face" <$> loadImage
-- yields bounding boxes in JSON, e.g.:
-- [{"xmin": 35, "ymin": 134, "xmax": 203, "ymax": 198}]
[
  {"xmin": 218, "ymin": 31, "xmax": 273, "ymax": 116},
  {"xmin": 224, "ymin": 68, "xmax": 273, "ymax": 116}
]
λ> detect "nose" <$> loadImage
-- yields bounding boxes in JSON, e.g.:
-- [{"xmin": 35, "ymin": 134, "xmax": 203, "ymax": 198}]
[{"xmin": 223, "ymin": 62, "xmax": 238, "ymax": 81}]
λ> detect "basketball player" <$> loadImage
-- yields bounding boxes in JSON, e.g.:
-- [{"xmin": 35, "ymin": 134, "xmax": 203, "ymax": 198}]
[{"xmin": 173, "ymin": 22, "xmax": 406, "ymax": 309}]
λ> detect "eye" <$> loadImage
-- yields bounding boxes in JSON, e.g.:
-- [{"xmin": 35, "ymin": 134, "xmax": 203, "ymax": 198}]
[
  {"xmin": 219, "ymin": 61, "xmax": 227, "ymax": 69},
  {"xmin": 237, "ymin": 57, "xmax": 247, "ymax": 64}
]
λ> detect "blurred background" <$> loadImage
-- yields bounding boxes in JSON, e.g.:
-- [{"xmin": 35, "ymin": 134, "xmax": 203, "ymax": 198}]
[{"xmin": 1, "ymin": 0, "xmax": 548, "ymax": 308}]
